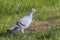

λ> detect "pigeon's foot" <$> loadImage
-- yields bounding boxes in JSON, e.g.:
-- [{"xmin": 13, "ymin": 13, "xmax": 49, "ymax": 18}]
[{"xmin": 21, "ymin": 29, "xmax": 25, "ymax": 33}]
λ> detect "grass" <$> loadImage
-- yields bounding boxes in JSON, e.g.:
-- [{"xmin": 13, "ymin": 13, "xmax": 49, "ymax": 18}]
[
  {"xmin": 0, "ymin": 24, "xmax": 60, "ymax": 40},
  {"xmin": 0, "ymin": 0, "xmax": 60, "ymax": 40}
]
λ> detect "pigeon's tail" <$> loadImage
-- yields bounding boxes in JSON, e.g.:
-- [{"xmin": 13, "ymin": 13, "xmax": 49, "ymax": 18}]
[{"xmin": 7, "ymin": 27, "xmax": 18, "ymax": 33}]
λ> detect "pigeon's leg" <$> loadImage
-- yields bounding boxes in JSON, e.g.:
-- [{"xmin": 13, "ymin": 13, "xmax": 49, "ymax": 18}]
[{"xmin": 21, "ymin": 29, "xmax": 24, "ymax": 33}]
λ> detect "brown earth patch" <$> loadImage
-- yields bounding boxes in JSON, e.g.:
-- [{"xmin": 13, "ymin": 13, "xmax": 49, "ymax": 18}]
[{"xmin": 24, "ymin": 19, "xmax": 60, "ymax": 32}]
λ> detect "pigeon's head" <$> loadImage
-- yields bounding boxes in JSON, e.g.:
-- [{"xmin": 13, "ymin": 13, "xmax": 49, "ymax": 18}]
[
  {"xmin": 27, "ymin": 8, "xmax": 36, "ymax": 15},
  {"xmin": 31, "ymin": 8, "xmax": 36, "ymax": 14}
]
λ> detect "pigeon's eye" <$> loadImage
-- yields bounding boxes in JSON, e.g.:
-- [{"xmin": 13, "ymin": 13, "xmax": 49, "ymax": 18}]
[{"xmin": 32, "ymin": 10, "xmax": 34, "ymax": 11}]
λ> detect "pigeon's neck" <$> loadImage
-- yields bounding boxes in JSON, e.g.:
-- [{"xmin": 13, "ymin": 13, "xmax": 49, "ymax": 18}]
[{"xmin": 27, "ymin": 12, "xmax": 33, "ymax": 17}]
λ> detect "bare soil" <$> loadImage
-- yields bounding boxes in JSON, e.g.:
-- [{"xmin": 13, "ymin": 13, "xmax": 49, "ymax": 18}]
[{"xmin": 24, "ymin": 19, "xmax": 60, "ymax": 32}]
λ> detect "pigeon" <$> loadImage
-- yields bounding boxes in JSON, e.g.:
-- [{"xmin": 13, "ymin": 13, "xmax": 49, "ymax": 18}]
[{"xmin": 7, "ymin": 8, "xmax": 36, "ymax": 33}]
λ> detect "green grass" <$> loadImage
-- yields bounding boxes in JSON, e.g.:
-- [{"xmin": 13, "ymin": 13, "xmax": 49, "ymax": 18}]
[
  {"xmin": 0, "ymin": 0, "xmax": 60, "ymax": 40},
  {"xmin": 0, "ymin": 24, "xmax": 60, "ymax": 40}
]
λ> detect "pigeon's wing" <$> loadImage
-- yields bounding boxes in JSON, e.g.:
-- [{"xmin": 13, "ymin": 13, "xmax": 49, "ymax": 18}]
[{"xmin": 19, "ymin": 16, "xmax": 32, "ymax": 27}]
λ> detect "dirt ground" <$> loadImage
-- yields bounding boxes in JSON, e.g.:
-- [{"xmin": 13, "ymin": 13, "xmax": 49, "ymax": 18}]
[{"xmin": 24, "ymin": 18, "xmax": 60, "ymax": 32}]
